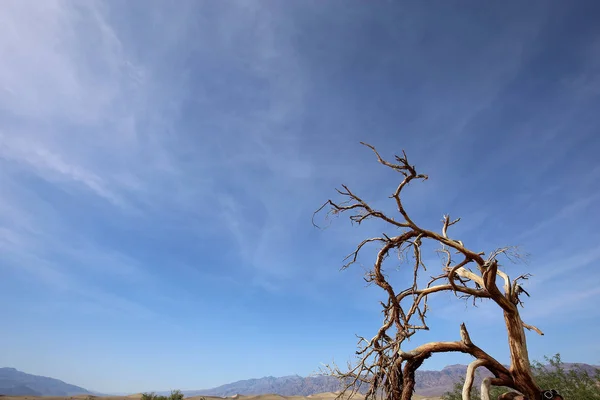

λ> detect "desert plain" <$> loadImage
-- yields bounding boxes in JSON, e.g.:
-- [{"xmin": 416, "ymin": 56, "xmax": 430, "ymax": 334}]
[{"xmin": 0, "ymin": 392, "xmax": 442, "ymax": 400}]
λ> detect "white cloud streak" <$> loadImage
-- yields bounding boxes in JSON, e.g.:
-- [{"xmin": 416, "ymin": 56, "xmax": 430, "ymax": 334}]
[
  {"xmin": 1, "ymin": 0, "xmax": 598, "ymax": 327},
  {"xmin": 0, "ymin": 0, "xmax": 323, "ymax": 312}
]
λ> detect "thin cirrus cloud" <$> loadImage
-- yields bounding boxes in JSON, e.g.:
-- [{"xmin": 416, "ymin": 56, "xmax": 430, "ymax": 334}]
[{"xmin": 1, "ymin": 0, "xmax": 600, "ymax": 394}]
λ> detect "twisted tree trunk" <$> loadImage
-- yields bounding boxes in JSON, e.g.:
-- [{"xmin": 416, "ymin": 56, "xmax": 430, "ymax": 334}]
[
  {"xmin": 314, "ymin": 143, "xmax": 552, "ymax": 400},
  {"xmin": 503, "ymin": 311, "xmax": 540, "ymax": 399}
]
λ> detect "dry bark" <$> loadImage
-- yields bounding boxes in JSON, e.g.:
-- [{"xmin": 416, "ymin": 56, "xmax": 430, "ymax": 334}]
[{"xmin": 314, "ymin": 143, "xmax": 548, "ymax": 400}]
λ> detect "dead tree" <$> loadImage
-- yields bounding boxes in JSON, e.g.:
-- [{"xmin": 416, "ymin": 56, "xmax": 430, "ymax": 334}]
[{"xmin": 313, "ymin": 143, "xmax": 550, "ymax": 400}]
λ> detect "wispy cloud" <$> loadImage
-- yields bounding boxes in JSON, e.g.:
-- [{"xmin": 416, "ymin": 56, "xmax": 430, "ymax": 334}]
[
  {"xmin": 0, "ymin": 0, "xmax": 179, "ymax": 317},
  {"xmin": 516, "ymin": 192, "xmax": 600, "ymax": 241},
  {"xmin": 1, "ymin": 0, "xmax": 600, "ymax": 393},
  {"xmin": 524, "ymin": 286, "xmax": 600, "ymax": 320}
]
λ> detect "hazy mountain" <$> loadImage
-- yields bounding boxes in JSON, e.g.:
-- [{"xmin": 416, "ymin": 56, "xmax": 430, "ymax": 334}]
[
  {"xmin": 176, "ymin": 371, "xmax": 459, "ymax": 397},
  {"xmin": 3, "ymin": 363, "xmax": 598, "ymax": 398},
  {"xmin": 0, "ymin": 384, "xmax": 43, "ymax": 396},
  {"xmin": 176, "ymin": 375, "xmax": 342, "ymax": 397},
  {"xmin": 179, "ymin": 363, "xmax": 600, "ymax": 398},
  {"xmin": 0, "ymin": 367, "xmax": 93, "ymax": 396}
]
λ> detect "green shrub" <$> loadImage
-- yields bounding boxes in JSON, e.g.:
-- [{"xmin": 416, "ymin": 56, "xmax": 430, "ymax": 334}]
[
  {"xmin": 531, "ymin": 354, "xmax": 600, "ymax": 400},
  {"xmin": 442, "ymin": 354, "xmax": 600, "ymax": 400},
  {"xmin": 141, "ymin": 390, "xmax": 185, "ymax": 400},
  {"xmin": 141, "ymin": 393, "xmax": 158, "ymax": 400},
  {"xmin": 169, "ymin": 390, "xmax": 184, "ymax": 400}
]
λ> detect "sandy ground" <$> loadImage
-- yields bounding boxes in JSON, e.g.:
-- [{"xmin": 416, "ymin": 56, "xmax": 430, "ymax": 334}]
[{"xmin": 0, "ymin": 393, "xmax": 441, "ymax": 400}]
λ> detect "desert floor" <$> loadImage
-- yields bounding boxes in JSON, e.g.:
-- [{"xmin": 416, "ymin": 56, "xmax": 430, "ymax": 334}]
[{"xmin": 0, "ymin": 393, "xmax": 441, "ymax": 400}]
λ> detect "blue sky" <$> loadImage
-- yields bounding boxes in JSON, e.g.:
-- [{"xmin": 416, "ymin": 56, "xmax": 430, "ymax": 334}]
[{"xmin": 1, "ymin": 0, "xmax": 600, "ymax": 394}]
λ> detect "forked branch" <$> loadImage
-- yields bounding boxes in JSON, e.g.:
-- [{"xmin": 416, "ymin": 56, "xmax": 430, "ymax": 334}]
[{"xmin": 314, "ymin": 143, "xmax": 545, "ymax": 400}]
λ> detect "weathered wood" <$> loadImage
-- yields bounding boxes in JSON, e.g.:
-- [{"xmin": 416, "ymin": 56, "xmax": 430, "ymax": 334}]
[{"xmin": 315, "ymin": 144, "xmax": 550, "ymax": 400}]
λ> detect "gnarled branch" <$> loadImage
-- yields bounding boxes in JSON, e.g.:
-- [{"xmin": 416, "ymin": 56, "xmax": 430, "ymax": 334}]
[{"xmin": 314, "ymin": 143, "xmax": 543, "ymax": 400}]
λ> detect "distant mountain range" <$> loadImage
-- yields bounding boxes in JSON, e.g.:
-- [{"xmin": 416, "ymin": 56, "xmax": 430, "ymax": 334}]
[
  {"xmin": 172, "ymin": 367, "xmax": 490, "ymax": 398},
  {"xmin": 2, "ymin": 363, "xmax": 599, "ymax": 398},
  {"xmin": 0, "ymin": 367, "xmax": 94, "ymax": 396},
  {"xmin": 171, "ymin": 375, "xmax": 342, "ymax": 398},
  {"xmin": 170, "ymin": 363, "xmax": 600, "ymax": 398}
]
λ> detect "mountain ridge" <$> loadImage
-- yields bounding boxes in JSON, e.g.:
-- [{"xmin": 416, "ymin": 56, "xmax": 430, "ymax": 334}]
[
  {"xmin": 0, "ymin": 367, "xmax": 93, "ymax": 396},
  {"xmin": 157, "ymin": 362, "xmax": 600, "ymax": 398},
  {"xmin": 3, "ymin": 363, "xmax": 599, "ymax": 398}
]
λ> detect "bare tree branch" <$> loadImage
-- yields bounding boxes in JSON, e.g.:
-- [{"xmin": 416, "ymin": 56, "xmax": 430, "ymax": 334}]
[
  {"xmin": 481, "ymin": 377, "xmax": 492, "ymax": 400},
  {"xmin": 463, "ymin": 359, "xmax": 487, "ymax": 400},
  {"xmin": 523, "ymin": 322, "xmax": 544, "ymax": 336},
  {"xmin": 315, "ymin": 143, "xmax": 545, "ymax": 400}
]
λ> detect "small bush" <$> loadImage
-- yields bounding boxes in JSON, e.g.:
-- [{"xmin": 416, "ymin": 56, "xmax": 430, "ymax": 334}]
[
  {"xmin": 169, "ymin": 390, "xmax": 184, "ymax": 400},
  {"xmin": 141, "ymin": 390, "xmax": 185, "ymax": 400},
  {"xmin": 442, "ymin": 353, "xmax": 600, "ymax": 400},
  {"xmin": 531, "ymin": 354, "xmax": 600, "ymax": 400},
  {"xmin": 141, "ymin": 393, "xmax": 158, "ymax": 400}
]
